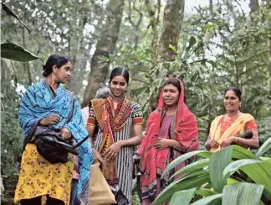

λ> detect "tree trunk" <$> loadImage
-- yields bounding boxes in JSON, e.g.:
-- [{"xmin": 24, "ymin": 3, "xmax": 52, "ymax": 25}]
[
  {"xmin": 249, "ymin": 0, "xmax": 259, "ymax": 13},
  {"xmin": 81, "ymin": 0, "xmax": 125, "ymax": 107},
  {"xmin": 249, "ymin": 0, "xmax": 259, "ymax": 22},
  {"xmin": 209, "ymin": 0, "xmax": 213, "ymax": 14},
  {"xmin": 145, "ymin": 0, "xmax": 159, "ymax": 50},
  {"xmin": 157, "ymin": 0, "xmax": 185, "ymax": 62}
]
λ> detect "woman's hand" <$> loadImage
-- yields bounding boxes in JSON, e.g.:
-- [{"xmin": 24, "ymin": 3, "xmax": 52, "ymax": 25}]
[
  {"xmin": 61, "ymin": 127, "xmax": 72, "ymax": 140},
  {"xmin": 93, "ymin": 149, "xmax": 104, "ymax": 164},
  {"xmin": 221, "ymin": 137, "xmax": 235, "ymax": 148},
  {"xmin": 104, "ymin": 141, "xmax": 123, "ymax": 160},
  {"xmin": 40, "ymin": 114, "xmax": 60, "ymax": 125},
  {"xmin": 154, "ymin": 138, "xmax": 172, "ymax": 150},
  {"xmin": 206, "ymin": 139, "xmax": 220, "ymax": 149}
]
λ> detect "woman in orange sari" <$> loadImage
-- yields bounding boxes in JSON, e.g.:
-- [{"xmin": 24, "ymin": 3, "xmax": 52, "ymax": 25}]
[
  {"xmin": 205, "ymin": 87, "xmax": 259, "ymax": 152},
  {"xmin": 137, "ymin": 77, "xmax": 199, "ymax": 204}
]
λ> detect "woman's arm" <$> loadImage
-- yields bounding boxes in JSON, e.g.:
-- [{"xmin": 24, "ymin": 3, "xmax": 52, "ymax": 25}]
[
  {"xmin": 104, "ymin": 124, "xmax": 143, "ymax": 160},
  {"xmin": 86, "ymin": 124, "xmax": 95, "ymax": 138},
  {"xmin": 233, "ymin": 130, "xmax": 259, "ymax": 148},
  {"xmin": 118, "ymin": 124, "xmax": 143, "ymax": 147},
  {"xmin": 86, "ymin": 124, "xmax": 104, "ymax": 163},
  {"xmin": 221, "ymin": 120, "xmax": 259, "ymax": 149}
]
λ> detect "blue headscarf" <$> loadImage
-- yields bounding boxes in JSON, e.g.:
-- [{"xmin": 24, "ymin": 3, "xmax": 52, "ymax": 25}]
[{"xmin": 19, "ymin": 80, "xmax": 93, "ymax": 204}]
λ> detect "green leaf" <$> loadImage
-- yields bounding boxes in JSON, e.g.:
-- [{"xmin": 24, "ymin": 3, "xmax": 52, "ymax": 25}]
[
  {"xmin": 223, "ymin": 159, "xmax": 262, "ymax": 179},
  {"xmin": 1, "ymin": 2, "xmax": 30, "ymax": 33},
  {"xmin": 222, "ymin": 183, "xmax": 264, "ymax": 205},
  {"xmin": 170, "ymin": 158, "xmax": 209, "ymax": 180},
  {"xmin": 240, "ymin": 159, "xmax": 271, "ymax": 202},
  {"xmin": 190, "ymin": 194, "xmax": 223, "ymax": 205},
  {"xmin": 169, "ymin": 188, "xmax": 196, "ymax": 205},
  {"xmin": 256, "ymin": 137, "xmax": 271, "ymax": 157},
  {"xmin": 209, "ymin": 146, "xmax": 233, "ymax": 192},
  {"xmin": 195, "ymin": 188, "xmax": 218, "ymax": 197},
  {"xmin": 153, "ymin": 171, "xmax": 210, "ymax": 205},
  {"xmin": 162, "ymin": 150, "xmax": 211, "ymax": 178},
  {"xmin": 232, "ymin": 145, "xmax": 258, "ymax": 160},
  {"xmin": 227, "ymin": 178, "xmax": 242, "ymax": 185},
  {"xmin": 1, "ymin": 43, "xmax": 42, "ymax": 62}
]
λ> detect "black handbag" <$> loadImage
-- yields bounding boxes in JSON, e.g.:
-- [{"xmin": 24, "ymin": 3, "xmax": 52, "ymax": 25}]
[
  {"xmin": 112, "ymin": 189, "xmax": 129, "ymax": 205},
  {"xmin": 23, "ymin": 95, "xmax": 90, "ymax": 164}
]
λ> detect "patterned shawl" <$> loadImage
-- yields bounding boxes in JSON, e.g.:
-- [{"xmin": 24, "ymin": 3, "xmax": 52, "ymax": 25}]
[
  {"xmin": 137, "ymin": 78, "xmax": 199, "ymax": 199},
  {"xmin": 209, "ymin": 113, "xmax": 254, "ymax": 152},
  {"xmin": 18, "ymin": 80, "xmax": 93, "ymax": 204},
  {"xmin": 91, "ymin": 95, "xmax": 132, "ymax": 185}
]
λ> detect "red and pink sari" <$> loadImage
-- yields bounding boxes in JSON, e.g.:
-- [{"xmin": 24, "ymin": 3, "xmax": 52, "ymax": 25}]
[{"xmin": 137, "ymin": 79, "xmax": 199, "ymax": 201}]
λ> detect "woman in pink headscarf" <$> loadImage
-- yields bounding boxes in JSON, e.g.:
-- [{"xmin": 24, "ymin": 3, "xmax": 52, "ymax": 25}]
[{"xmin": 137, "ymin": 77, "xmax": 199, "ymax": 204}]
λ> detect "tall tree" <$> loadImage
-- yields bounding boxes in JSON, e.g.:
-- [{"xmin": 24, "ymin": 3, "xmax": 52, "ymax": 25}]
[
  {"xmin": 249, "ymin": 0, "xmax": 259, "ymax": 22},
  {"xmin": 82, "ymin": 0, "xmax": 125, "ymax": 107},
  {"xmin": 249, "ymin": 0, "xmax": 259, "ymax": 13},
  {"xmin": 157, "ymin": 0, "xmax": 185, "ymax": 62}
]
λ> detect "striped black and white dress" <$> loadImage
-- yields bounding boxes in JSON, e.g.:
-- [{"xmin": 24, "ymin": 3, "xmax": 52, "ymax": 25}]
[{"xmin": 90, "ymin": 101, "xmax": 143, "ymax": 204}]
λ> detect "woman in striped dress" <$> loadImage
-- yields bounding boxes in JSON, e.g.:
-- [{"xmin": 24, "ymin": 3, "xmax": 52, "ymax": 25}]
[{"xmin": 86, "ymin": 67, "xmax": 143, "ymax": 204}]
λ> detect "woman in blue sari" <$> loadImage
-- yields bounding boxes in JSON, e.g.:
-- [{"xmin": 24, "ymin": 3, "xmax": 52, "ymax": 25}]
[{"xmin": 14, "ymin": 54, "xmax": 93, "ymax": 205}]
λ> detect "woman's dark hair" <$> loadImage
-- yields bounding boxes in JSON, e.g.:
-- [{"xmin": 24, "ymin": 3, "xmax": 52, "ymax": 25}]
[
  {"xmin": 109, "ymin": 67, "xmax": 129, "ymax": 84},
  {"xmin": 163, "ymin": 78, "xmax": 181, "ymax": 93},
  {"xmin": 42, "ymin": 54, "xmax": 71, "ymax": 77},
  {"xmin": 224, "ymin": 87, "xmax": 242, "ymax": 101}
]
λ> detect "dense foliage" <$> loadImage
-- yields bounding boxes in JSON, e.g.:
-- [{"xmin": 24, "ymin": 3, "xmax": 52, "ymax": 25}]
[{"xmin": 1, "ymin": 0, "xmax": 270, "ymax": 204}]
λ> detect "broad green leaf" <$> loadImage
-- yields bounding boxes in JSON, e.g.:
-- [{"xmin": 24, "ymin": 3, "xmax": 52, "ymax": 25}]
[
  {"xmin": 195, "ymin": 188, "xmax": 218, "ymax": 197},
  {"xmin": 190, "ymin": 194, "xmax": 223, "ymax": 205},
  {"xmin": 1, "ymin": 2, "xmax": 30, "ymax": 33},
  {"xmin": 256, "ymin": 137, "xmax": 271, "ymax": 157},
  {"xmin": 169, "ymin": 188, "xmax": 196, "ymax": 205},
  {"xmin": 222, "ymin": 183, "xmax": 264, "ymax": 205},
  {"xmin": 223, "ymin": 159, "xmax": 262, "ymax": 179},
  {"xmin": 232, "ymin": 145, "xmax": 258, "ymax": 160},
  {"xmin": 170, "ymin": 158, "xmax": 209, "ymax": 180},
  {"xmin": 227, "ymin": 178, "xmax": 242, "ymax": 185},
  {"xmin": 153, "ymin": 171, "xmax": 210, "ymax": 205},
  {"xmin": 1, "ymin": 43, "xmax": 42, "ymax": 62},
  {"xmin": 162, "ymin": 150, "xmax": 211, "ymax": 178},
  {"xmin": 240, "ymin": 159, "xmax": 271, "ymax": 201},
  {"xmin": 209, "ymin": 146, "xmax": 232, "ymax": 192}
]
